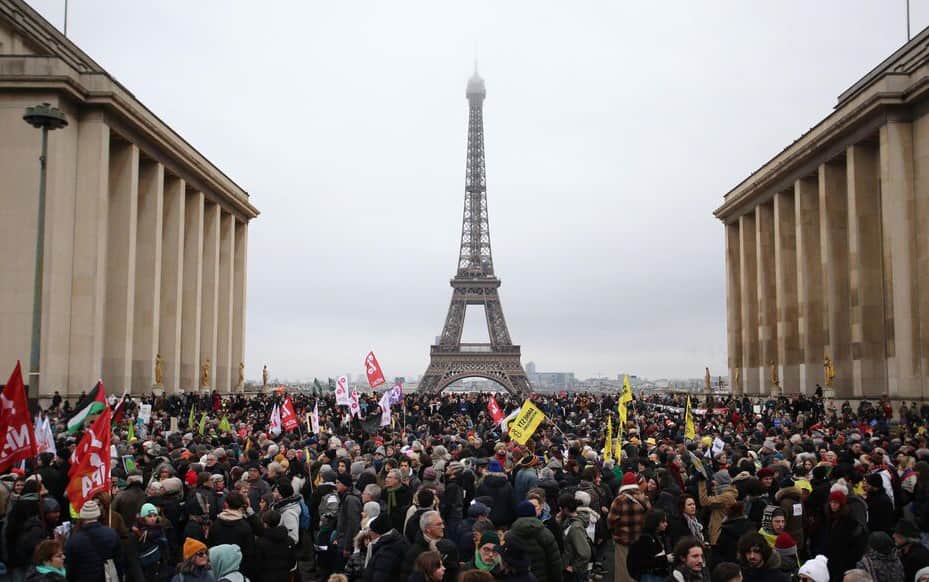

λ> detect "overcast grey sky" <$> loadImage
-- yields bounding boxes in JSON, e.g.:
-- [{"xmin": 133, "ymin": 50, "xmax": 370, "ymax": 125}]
[{"xmin": 29, "ymin": 1, "xmax": 917, "ymax": 383}]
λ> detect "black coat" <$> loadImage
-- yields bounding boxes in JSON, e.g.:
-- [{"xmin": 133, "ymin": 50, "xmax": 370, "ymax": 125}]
[
  {"xmin": 866, "ymin": 489, "xmax": 895, "ymax": 534},
  {"xmin": 64, "ymin": 522, "xmax": 122, "ymax": 582},
  {"xmin": 24, "ymin": 567, "xmax": 66, "ymax": 582},
  {"xmin": 208, "ymin": 513, "xmax": 257, "ymax": 580},
  {"xmin": 476, "ymin": 473, "xmax": 515, "ymax": 527},
  {"xmin": 824, "ymin": 514, "xmax": 868, "ymax": 582},
  {"xmin": 255, "ymin": 525, "xmax": 296, "ymax": 582},
  {"xmin": 627, "ymin": 531, "xmax": 669, "ymax": 579},
  {"xmin": 712, "ymin": 516, "xmax": 754, "ymax": 567},
  {"xmin": 902, "ymin": 542, "xmax": 929, "ymax": 582},
  {"xmin": 365, "ymin": 530, "xmax": 411, "ymax": 582}
]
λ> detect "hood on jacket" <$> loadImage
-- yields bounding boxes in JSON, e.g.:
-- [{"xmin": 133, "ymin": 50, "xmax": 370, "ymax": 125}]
[
  {"xmin": 209, "ymin": 544, "xmax": 242, "ymax": 578},
  {"xmin": 577, "ymin": 506, "xmax": 598, "ymax": 525},
  {"xmin": 217, "ymin": 509, "xmax": 246, "ymax": 522},
  {"xmin": 264, "ymin": 525, "xmax": 290, "ymax": 543},
  {"xmin": 510, "ymin": 516, "xmax": 544, "ymax": 536},
  {"xmin": 775, "ymin": 487, "xmax": 802, "ymax": 503},
  {"xmin": 482, "ymin": 473, "xmax": 509, "ymax": 488}
]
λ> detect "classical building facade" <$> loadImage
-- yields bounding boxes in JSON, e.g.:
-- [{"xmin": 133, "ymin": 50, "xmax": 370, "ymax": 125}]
[
  {"xmin": 0, "ymin": 0, "xmax": 258, "ymax": 396},
  {"xmin": 715, "ymin": 29, "xmax": 929, "ymax": 401}
]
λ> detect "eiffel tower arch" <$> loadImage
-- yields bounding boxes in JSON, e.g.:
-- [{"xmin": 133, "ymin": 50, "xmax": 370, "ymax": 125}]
[{"xmin": 418, "ymin": 71, "xmax": 531, "ymax": 398}]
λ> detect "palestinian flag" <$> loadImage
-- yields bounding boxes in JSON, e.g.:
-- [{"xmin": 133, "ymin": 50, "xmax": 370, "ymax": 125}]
[{"xmin": 66, "ymin": 381, "xmax": 107, "ymax": 434}]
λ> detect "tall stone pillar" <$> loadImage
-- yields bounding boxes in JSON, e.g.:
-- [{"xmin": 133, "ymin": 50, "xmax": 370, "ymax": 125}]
[
  {"xmin": 819, "ymin": 161, "xmax": 852, "ymax": 398},
  {"xmin": 847, "ymin": 143, "xmax": 886, "ymax": 397},
  {"xmin": 881, "ymin": 121, "xmax": 924, "ymax": 399},
  {"xmin": 756, "ymin": 203, "xmax": 777, "ymax": 395},
  {"xmin": 232, "ymin": 220, "xmax": 248, "ymax": 393},
  {"xmin": 181, "ymin": 191, "xmax": 204, "ymax": 391},
  {"xmin": 726, "ymin": 222, "xmax": 743, "ymax": 394},
  {"xmin": 795, "ymin": 176, "xmax": 825, "ymax": 393},
  {"xmin": 67, "ymin": 113, "xmax": 109, "ymax": 393},
  {"xmin": 132, "ymin": 159, "xmax": 163, "ymax": 393},
  {"xmin": 216, "ymin": 212, "xmax": 235, "ymax": 392},
  {"xmin": 102, "ymin": 141, "xmax": 139, "ymax": 394},
  {"xmin": 774, "ymin": 190, "xmax": 800, "ymax": 393},
  {"xmin": 200, "ymin": 203, "xmax": 220, "ymax": 393},
  {"xmin": 159, "ymin": 177, "xmax": 185, "ymax": 393},
  {"xmin": 914, "ymin": 115, "xmax": 929, "ymax": 401},
  {"xmin": 739, "ymin": 213, "xmax": 760, "ymax": 394}
]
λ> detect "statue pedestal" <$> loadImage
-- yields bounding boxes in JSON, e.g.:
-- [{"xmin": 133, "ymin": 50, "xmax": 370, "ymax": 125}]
[
  {"xmin": 262, "ymin": 384, "xmax": 270, "ymax": 394},
  {"xmin": 152, "ymin": 384, "xmax": 164, "ymax": 396},
  {"xmin": 200, "ymin": 385, "xmax": 211, "ymax": 394}
]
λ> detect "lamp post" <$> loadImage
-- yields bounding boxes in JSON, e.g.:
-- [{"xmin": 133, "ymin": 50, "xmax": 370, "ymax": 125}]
[{"xmin": 22, "ymin": 103, "xmax": 68, "ymax": 396}]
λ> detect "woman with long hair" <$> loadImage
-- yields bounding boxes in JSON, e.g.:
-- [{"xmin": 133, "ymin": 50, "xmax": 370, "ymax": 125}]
[
  {"xmin": 627, "ymin": 509, "xmax": 670, "ymax": 582},
  {"xmin": 680, "ymin": 495, "xmax": 705, "ymax": 545},
  {"xmin": 409, "ymin": 550, "xmax": 445, "ymax": 582}
]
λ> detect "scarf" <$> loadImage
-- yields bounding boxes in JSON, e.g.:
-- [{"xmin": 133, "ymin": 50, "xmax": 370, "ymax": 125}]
[
  {"xmin": 684, "ymin": 513, "xmax": 704, "ymax": 542},
  {"xmin": 475, "ymin": 549, "xmax": 500, "ymax": 572},
  {"xmin": 37, "ymin": 564, "xmax": 67, "ymax": 577}
]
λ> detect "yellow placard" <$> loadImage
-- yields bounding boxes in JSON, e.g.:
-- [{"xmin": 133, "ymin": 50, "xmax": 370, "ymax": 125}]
[{"xmin": 509, "ymin": 400, "xmax": 546, "ymax": 445}]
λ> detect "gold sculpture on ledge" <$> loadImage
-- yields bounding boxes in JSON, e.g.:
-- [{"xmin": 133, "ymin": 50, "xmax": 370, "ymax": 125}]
[
  {"xmin": 154, "ymin": 353, "xmax": 164, "ymax": 386},
  {"xmin": 824, "ymin": 356, "xmax": 836, "ymax": 388},
  {"xmin": 201, "ymin": 358, "xmax": 211, "ymax": 388}
]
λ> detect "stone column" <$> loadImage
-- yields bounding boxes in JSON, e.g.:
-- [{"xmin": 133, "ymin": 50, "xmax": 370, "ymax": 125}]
[
  {"xmin": 881, "ymin": 120, "xmax": 924, "ymax": 399},
  {"xmin": 774, "ymin": 190, "xmax": 801, "ymax": 392},
  {"xmin": 726, "ymin": 222, "xmax": 743, "ymax": 394},
  {"xmin": 67, "ymin": 112, "xmax": 109, "ymax": 393},
  {"xmin": 159, "ymin": 177, "xmax": 185, "ymax": 393},
  {"xmin": 847, "ymin": 143, "xmax": 886, "ymax": 397},
  {"xmin": 216, "ymin": 212, "xmax": 235, "ymax": 392},
  {"xmin": 181, "ymin": 191, "xmax": 204, "ymax": 390},
  {"xmin": 739, "ymin": 213, "xmax": 760, "ymax": 394},
  {"xmin": 756, "ymin": 203, "xmax": 777, "ymax": 395},
  {"xmin": 820, "ymin": 161, "xmax": 852, "ymax": 398},
  {"xmin": 795, "ymin": 175, "xmax": 825, "ymax": 393},
  {"xmin": 200, "ymin": 202, "xmax": 220, "ymax": 393},
  {"xmin": 914, "ymin": 115, "xmax": 929, "ymax": 401},
  {"xmin": 232, "ymin": 220, "xmax": 248, "ymax": 393},
  {"xmin": 102, "ymin": 141, "xmax": 139, "ymax": 394},
  {"xmin": 131, "ymin": 159, "xmax": 163, "ymax": 393}
]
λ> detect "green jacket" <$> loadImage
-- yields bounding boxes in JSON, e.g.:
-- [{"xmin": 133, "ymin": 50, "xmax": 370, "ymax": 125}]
[
  {"xmin": 507, "ymin": 517, "xmax": 563, "ymax": 582},
  {"xmin": 562, "ymin": 513, "xmax": 592, "ymax": 574}
]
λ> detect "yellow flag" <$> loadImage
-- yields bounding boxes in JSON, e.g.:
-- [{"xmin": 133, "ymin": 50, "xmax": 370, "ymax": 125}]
[
  {"xmin": 127, "ymin": 421, "xmax": 136, "ymax": 443},
  {"xmin": 218, "ymin": 415, "xmax": 231, "ymax": 433},
  {"xmin": 198, "ymin": 412, "xmax": 208, "ymax": 435},
  {"xmin": 509, "ymin": 400, "xmax": 546, "ymax": 445},
  {"xmin": 618, "ymin": 375, "xmax": 633, "ymax": 428},
  {"xmin": 244, "ymin": 437, "xmax": 252, "ymax": 452},
  {"xmin": 684, "ymin": 395, "xmax": 696, "ymax": 440},
  {"xmin": 603, "ymin": 416, "xmax": 613, "ymax": 462},
  {"xmin": 188, "ymin": 407, "xmax": 196, "ymax": 429},
  {"xmin": 615, "ymin": 423, "xmax": 623, "ymax": 465}
]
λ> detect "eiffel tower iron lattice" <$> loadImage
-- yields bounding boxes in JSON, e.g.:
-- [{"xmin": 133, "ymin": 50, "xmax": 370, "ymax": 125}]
[{"xmin": 417, "ymin": 71, "xmax": 532, "ymax": 397}]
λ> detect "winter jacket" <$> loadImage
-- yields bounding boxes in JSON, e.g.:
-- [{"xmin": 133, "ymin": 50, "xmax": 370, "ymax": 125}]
[
  {"xmin": 901, "ymin": 542, "xmax": 929, "ymax": 582},
  {"xmin": 476, "ymin": 472, "xmax": 516, "ymax": 527},
  {"xmin": 507, "ymin": 517, "xmax": 563, "ymax": 582},
  {"xmin": 514, "ymin": 467, "xmax": 539, "ymax": 503},
  {"xmin": 113, "ymin": 483, "xmax": 148, "ymax": 526},
  {"xmin": 855, "ymin": 549, "xmax": 905, "ymax": 582},
  {"xmin": 774, "ymin": 486, "xmax": 805, "ymax": 550},
  {"xmin": 208, "ymin": 510, "xmax": 257, "ymax": 581},
  {"xmin": 273, "ymin": 494, "xmax": 303, "ymax": 545},
  {"xmin": 337, "ymin": 490, "xmax": 363, "ymax": 552},
  {"xmin": 255, "ymin": 525, "xmax": 296, "ymax": 582},
  {"xmin": 712, "ymin": 516, "xmax": 755, "ymax": 567},
  {"xmin": 24, "ymin": 567, "xmax": 66, "ymax": 582},
  {"xmin": 385, "ymin": 484, "xmax": 414, "ymax": 533},
  {"xmin": 627, "ymin": 531, "xmax": 669, "ymax": 579},
  {"xmin": 824, "ymin": 513, "xmax": 868, "ymax": 582},
  {"xmin": 740, "ymin": 546, "xmax": 788, "ymax": 582},
  {"xmin": 866, "ymin": 489, "xmax": 895, "ymax": 534},
  {"xmin": 562, "ymin": 513, "xmax": 592, "ymax": 575},
  {"xmin": 169, "ymin": 566, "xmax": 215, "ymax": 582},
  {"xmin": 365, "ymin": 529, "xmax": 410, "ymax": 582},
  {"xmin": 15, "ymin": 515, "xmax": 51, "ymax": 569},
  {"xmin": 64, "ymin": 522, "xmax": 123, "ymax": 582},
  {"xmin": 607, "ymin": 486, "xmax": 650, "ymax": 545},
  {"xmin": 440, "ymin": 478, "xmax": 464, "ymax": 523},
  {"xmin": 401, "ymin": 533, "xmax": 459, "ymax": 581},
  {"xmin": 696, "ymin": 480, "xmax": 738, "ymax": 545}
]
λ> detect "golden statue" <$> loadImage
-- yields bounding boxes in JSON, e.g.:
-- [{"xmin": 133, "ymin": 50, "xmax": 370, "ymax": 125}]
[
  {"xmin": 733, "ymin": 367, "xmax": 741, "ymax": 390},
  {"xmin": 824, "ymin": 356, "xmax": 836, "ymax": 387},
  {"xmin": 770, "ymin": 360, "xmax": 779, "ymax": 387},
  {"xmin": 262, "ymin": 365, "xmax": 269, "ymax": 387},
  {"xmin": 201, "ymin": 358, "xmax": 211, "ymax": 388},
  {"xmin": 238, "ymin": 362, "xmax": 245, "ymax": 388},
  {"xmin": 704, "ymin": 367, "xmax": 712, "ymax": 391},
  {"xmin": 154, "ymin": 353, "xmax": 164, "ymax": 386}
]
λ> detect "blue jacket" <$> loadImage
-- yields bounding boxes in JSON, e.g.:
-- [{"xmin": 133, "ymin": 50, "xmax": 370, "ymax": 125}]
[{"xmin": 64, "ymin": 522, "xmax": 122, "ymax": 582}]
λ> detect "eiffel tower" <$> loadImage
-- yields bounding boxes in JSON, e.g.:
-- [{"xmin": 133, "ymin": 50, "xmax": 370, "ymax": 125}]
[{"xmin": 417, "ymin": 71, "xmax": 531, "ymax": 397}]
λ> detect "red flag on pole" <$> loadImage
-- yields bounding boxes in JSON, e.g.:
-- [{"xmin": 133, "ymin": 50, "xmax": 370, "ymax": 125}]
[
  {"xmin": 281, "ymin": 396, "xmax": 299, "ymax": 432},
  {"xmin": 364, "ymin": 351, "xmax": 386, "ymax": 389},
  {"xmin": 65, "ymin": 404, "xmax": 111, "ymax": 512},
  {"xmin": 0, "ymin": 361, "xmax": 37, "ymax": 474},
  {"xmin": 487, "ymin": 395, "xmax": 504, "ymax": 425}
]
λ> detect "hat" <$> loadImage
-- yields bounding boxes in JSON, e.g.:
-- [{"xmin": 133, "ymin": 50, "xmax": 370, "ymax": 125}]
[
  {"xmin": 488, "ymin": 459, "xmax": 503, "ymax": 473},
  {"xmin": 797, "ymin": 555, "xmax": 829, "ymax": 582},
  {"xmin": 757, "ymin": 467, "xmax": 774, "ymax": 479},
  {"xmin": 369, "ymin": 512, "xmax": 391, "ymax": 535},
  {"xmin": 468, "ymin": 501, "xmax": 491, "ymax": 517},
  {"xmin": 478, "ymin": 531, "xmax": 500, "ymax": 547},
  {"xmin": 319, "ymin": 465, "xmax": 337, "ymax": 482},
  {"xmin": 895, "ymin": 519, "xmax": 921, "ymax": 541},
  {"xmin": 374, "ymin": 446, "xmax": 386, "ymax": 456},
  {"xmin": 713, "ymin": 470, "xmax": 732, "ymax": 488},
  {"xmin": 515, "ymin": 500, "xmax": 536, "ymax": 518},
  {"xmin": 916, "ymin": 566, "xmax": 929, "ymax": 582},
  {"xmin": 423, "ymin": 467, "xmax": 437, "ymax": 481},
  {"xmin": 646, "ymin": 437, "xmax": 656, "ymax": 446},
  {"xmin": 868, "ymin": 531, "xmax": 893, "ymax": 554},
  {"xmin": 775, "ymin": 533, "xmax": 796, "ymax": 549},
  {"xmin": 40, "ymin": 497, "xmax": 60, "ymax": 513},
  {"xmin": 335, "ymin": 473, "xmax": 353, "ymax": 489},
  {"xmin": 79, "ymin": 500, "xmax": 101, "ymax": 521},
  {"xmin": 140, "ymin": 503, "xmax": 159, "ymax": 517},
  {"xmin": 183, "ymin": 537, "xmax": 208, "ymax": 560},
  {"xmin": 621, "ymin": 472, "xmax": 638, "ymax": 487},
  {"xmin": 575, "ymin": 490, "xmax": 592, "ymax": 507},
  {"xmin": 828, "ymin": 490, "xmax": 847, "ymax": 506}
]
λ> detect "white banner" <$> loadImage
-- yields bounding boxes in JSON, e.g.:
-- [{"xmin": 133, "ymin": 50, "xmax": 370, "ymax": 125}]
[{"xmin": 335, "ymin": 376, "xmax": 351, "ymax": 406}]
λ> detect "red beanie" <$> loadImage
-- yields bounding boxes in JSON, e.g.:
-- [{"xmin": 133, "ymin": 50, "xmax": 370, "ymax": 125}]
[
  {"xmin": 828, "ymin": 490, "xmax": 847, "ymax": 506},
  {"xmin": 775, "ymin": 533, "xmax": 796, "ymax": 549},
  {"xmin": 622, "ymin": 472, "xmax": 638, "ymax": 487},
  {"xmin": 757, "ymin": 467, "xmax": 774, "ymax": 479}
]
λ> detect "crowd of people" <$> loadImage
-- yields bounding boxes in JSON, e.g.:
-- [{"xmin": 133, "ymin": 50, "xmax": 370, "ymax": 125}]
[{"xmin": 2, "ymin": 387, "xmax": 929, "ymax": 582}]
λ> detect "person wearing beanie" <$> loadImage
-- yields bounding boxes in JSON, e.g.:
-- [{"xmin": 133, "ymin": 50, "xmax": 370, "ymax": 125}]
[
  {"xmin": 476, "ymin": 460, "xmax": 515, "ymax": 528},
  {"xmin": 456, "ymin": 501, "xmax": 494, "ymax": 558},
  {"xmin": 864, "ymin": 472, "xmax": 895, "ymax": 535},
  {"xmin": 855, "ymin": 530, "xmax": 904, "ymax": 582},
  {"xmin": 758, "ymin": 506, "xmax": 787, "ymax": 548},
  {"xmin": 893, "ymin": 519, "xmax": 929, "ymax": 582},
  {"xmin": 335, "ymin": 469, "xmax": 363, "ymax": 562},
  {"xmin": 737, "ymin": 531, "xmax": 787, "ymax": 582},
  {"xmin": 608, "ymin": 471, "xmax": 651, "ymax": 582},
  {"xmin": 916, "ymin": 566, "xmax": 929, "ymax": 582},
  {"xmin": 64, "ymin": 501, "xmax": 122, "ymax": 582},
  {"xmin": 506, "ymin": 495, "xmax": 562, "ymax": 582},
  {"xmin": 774, "ymin": 477, "xmax": 805, "ymax": 553},
  {"xmin": 797, "ymin": 554, "xmax": 829, "ymax": 582},
  {"xmin": 773, "ymin": 533, "xmax": 799, "ymax": 580},
  {"xmin": 463, "ymin": 530, "xmax": 501, "ymax": 573},
  {"xmin": 171, "ymin": 538, "xmax": 211, "ymax": 582},
  {"xmin": 272, "ymin": 478, "xmax": 302, "ymax": 545},
  {"xmin": 823, "ymin": 489, "xmax": 868, "ymax": 582}
]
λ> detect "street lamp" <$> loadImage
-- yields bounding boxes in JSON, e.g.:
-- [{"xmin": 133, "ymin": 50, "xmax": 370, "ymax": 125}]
[{"xmin": 23, "ymin": 103, "xmax": 68, "ymax": 396}]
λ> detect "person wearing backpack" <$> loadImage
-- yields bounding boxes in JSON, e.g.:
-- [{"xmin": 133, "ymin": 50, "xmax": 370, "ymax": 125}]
[
  {"xmin": 127, "ymin": 503, "xmax": 170, "ymax": 582},
  {"xmin": 207, "ymin": 492, "xmax": 257, "ymax": 581},
  {"xmin": 559, "ymin": 495, "xmax": 592, "ymax": 582},
  {"xmin": 63, "ymin": 500, "xmax": 123, "ymax": 582},
  {"xmin": 273, "ymin": 479, "xmax": 303, "ymax": 545}
]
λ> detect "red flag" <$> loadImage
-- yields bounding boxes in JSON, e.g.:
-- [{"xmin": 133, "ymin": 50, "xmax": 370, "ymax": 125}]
[
  {"xmin": 66, "ymin": 404, "xmax": 111, "ymax": 512},
  {"xmin": 364, "ymin": 351, "xmax": 386, "ymax": 389},
  {"xmin": 281, "ymin": 396, "xmax": 299, "ymax": 432},
  {"xmin": 487, "ymin": 395, "xmax": 504, "ymax": 425},
  {"xmin": 0, "ymin": 362, "xmax": 37, "ymax": 474}
]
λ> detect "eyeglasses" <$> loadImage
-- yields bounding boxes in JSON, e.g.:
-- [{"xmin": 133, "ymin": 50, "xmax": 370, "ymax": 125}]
[
  {"xmin": 52, "ymin": 553, "xmax": 64, "ymax": 558},
  {"xmin": 195, "ymin": 550, "xmax": 208, "ymax": 558}
]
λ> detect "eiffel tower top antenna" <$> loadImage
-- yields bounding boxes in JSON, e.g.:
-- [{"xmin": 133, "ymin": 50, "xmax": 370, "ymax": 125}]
[{"xmin": 461, "ymin": 67, "xmax": 491, "ymax": 277}]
